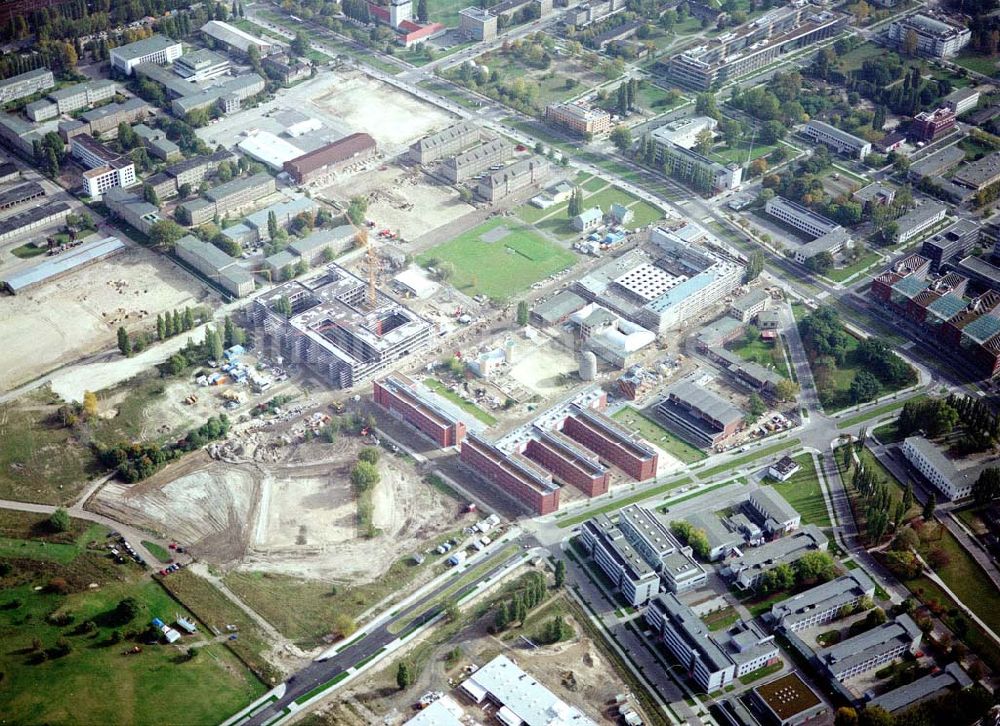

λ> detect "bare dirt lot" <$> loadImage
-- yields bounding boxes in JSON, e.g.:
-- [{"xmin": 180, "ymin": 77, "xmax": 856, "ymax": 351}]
[
  {"xmin": 0, "ymin": 248, "xmax": 211, "ymax": 393},
  {"xmin": 319, "ymin": 164, "xmax": 475, "ymax": 240},
  {"xmin": 506, "ymin": 336, "xmax": 581, "ymax": 398}
]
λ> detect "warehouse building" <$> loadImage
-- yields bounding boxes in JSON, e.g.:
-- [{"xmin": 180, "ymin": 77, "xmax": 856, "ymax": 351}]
[
  {"xmin": 283, "ymin": 133, "xmax": 377, "ymax": 184},
  {"xmin": 110, "ymin": 34, "xmax": 183, "ymax": 75},
  {"xmin": 2, "ymin": 236, "xmax": 125, "ymax": 294},
  {"xmin": 701, "ymin": 346, "xmax": 784, "ymax": 394},
  {"xmin": 561, "ymin": 404, "xmax": 658, "ymax": 480},
  {"xmin": 0, "ymin": 201, "xmax": 71, "ymax": 244},
  {"xmin": 173, "ymin": 48, "xmax": 231, "ymax": 82},
  {"xmin": 544, "ymin": 103, "xmax": 612, "ymax": 137},
  {"xmin": 440, "ymin": 138, "xmax": 512, "ymax": 183},
  {"xmin": 769, "ymin": 571, "xmax": 875, "ymax": 632},
  {"xmin": 0, "ymin": 67, "xmax": 54, "ymax": 104},
  {"xmin": 248, "ymin": 263, "xmax": 434, "ymax": 388},
  {"xmin": 723, "ymin": 524, "xmax": 828, "ymax": 591},
  {"xmin": 887, "ymin": 14, "xmax": 970, "ymax": 58},
  {"xmin": 656, "ymin": 378, "xmax": 743, "ymax": 448},
  {"xmin": 373, "ymin": 373, "xmax": 467, "ymax": 447},
  {"xmin": 0, "ymin": 181, "xmax": 44, "ymax": 210},
  {"xmin": 477, "ymin": 157, "xmax": 550, "ymax": 202},
  {"xmin": 523, "ymin": 428, "xmax": 610, "ymax": 497},
  {"xmin": 952, "ymin": 152, "xmax": 1000, "ymax": 192},
  {"xmin": 802, "ymin": 120, "xmax": 872, "ymax": 159},
  {"xmin": 201, "ymin": 20, "xmax": 274, "ymax": 58},
  {"xmin": 645, "ymin": 593, "xmax": 779, "ymax": 691},
  {"xmin": 174, "ymin": 235, "xmax": 255, "ymax": 297},
  {"xmin": 460, "ymin": 433, "xmax": 560, "ymax": 515},
  {"xmin": 409, "ymin": 121, "xmax": 481, "ymax": 164}
]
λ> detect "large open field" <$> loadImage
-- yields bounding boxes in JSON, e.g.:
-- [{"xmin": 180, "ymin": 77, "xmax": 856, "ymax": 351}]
[
  {"xmin": 0, "ymin": 247, "xmax": 208, "ymax": 393},
  {"xmin": 766, "ymin": 452, "xmax": 830, "ymax": 527},
  {"xmin": 0, "ymin": 511, "xmax": 264, "ymax": 725},
  {"xmin": 612, "ymin": 406, "xmax": 706, "ymax": 465},
  {"xmin": 416, "ymin": 218, "xmax": 577, "ymax": 299}
]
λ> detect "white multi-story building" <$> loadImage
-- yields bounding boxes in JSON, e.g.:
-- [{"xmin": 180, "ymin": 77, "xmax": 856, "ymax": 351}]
[
  {"xmin": 746, "ymin": 488, "xmax": 801, "ymax": 536},
  {"xmin": 902, "ymin": 436, "xmax": 976, "ymax": 499},
  {"xmin": 770, "ymin": 571, "xmax": 875, "ymax": 632},
  {"xmin": 803, "ymin": 120, "xmax": 872, "ymax": 159},
  {"xmin": 579, "ymin": 514, "xmax": 661, "ymax": 606},
  {"xmin": 819, "ymin": 615, "xmax": 922, "ymax": 680},
  {"xmin": 70, "ymin": 134, "xmax": 136, "ymax": 198},
  {"xmin": 651, "ymin": 116, "xmax": 718, "ymax": 150},
  {"xmin": 887, "ymin": 14, "xmax": 971, "ymax": 58},
  {"xmin": 173, "ymin": 49, "xmax": 231, "ymax": 82},
  {"xmin": 110, "ymin": 34, "xmax": 183, "ymax": 75}
]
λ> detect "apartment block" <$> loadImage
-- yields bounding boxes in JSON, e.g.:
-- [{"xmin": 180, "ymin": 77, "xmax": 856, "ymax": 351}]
[
  {"xmin": 0, "ymin": 67, "xmax": 55, "ymax": 104},
  {"xmin": 440, "ymin": 138, "xmax": 512, "ymax": 183},
  {"xmin": 724, "ymin": 524, "xmax": 828, "ymax": 591},
  {"xmin": 545, "ymin": 103, "xmax": 612, "ymax": 137},
  {"xmin": 769, "ymin": 571, "xmax": 875, "ymax": 632},
  {"xmin": 477, "ymin": 157, "xmax": 550, "ymax": 202},
  {"xmin": 523, "ymin": 429, "xmax": 609, "ymax": 497},
  {"xmin": 645, "ymin": 594, "xmax": 779, "ymax": 691},
  {"xmin": 373, "ymin": 373, "xmax": 467, "ymax": 447},
  {"xmin": 79, "ymin": 97, "xmax": 150, "ymax": 137},
  {"xmin": 460, "ymin": 433, "xmax": 560, "ymax": 515},
  {"xmin": 561, "ymin": 404, "xmax": 657, "ymax": 480},
  {"xmin": 409, "ymin": 121, "xmax": 481, "ymax": 164},
  {"xmin": 887, "ymin": 14, "xmax": 971, "ymax": 58},
  {"xmin": 803, "ymin": 120, "xmax": 872, "ymax": 159},
  {"xmin": 110, "ymin": 34, "xmax": 183, "ymax": 75},
  {"xmin": 458, "ymin": 6, "xmax": 498, "ymax": 41}
]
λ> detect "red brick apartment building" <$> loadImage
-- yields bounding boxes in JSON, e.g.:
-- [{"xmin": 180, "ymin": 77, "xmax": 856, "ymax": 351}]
[
  {"xmin": 560, "ymin": 404, "xmax": 658, "ymax": 481},
  {"xmin": 373, "ymin": 374, "xmax": 466, "ymax": 447},
  {"xmin": 460, "ymin": 434, "xmax": 560, "ymax": 515},
  {"xmin": 523, "ymin": 429, "xmax": 610, "ymax": 497}
]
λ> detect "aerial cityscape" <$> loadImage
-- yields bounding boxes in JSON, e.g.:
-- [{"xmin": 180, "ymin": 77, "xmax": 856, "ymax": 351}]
[{"xmin": 2, "ymin": 0, "xmax": 1000, "ymax": 724}]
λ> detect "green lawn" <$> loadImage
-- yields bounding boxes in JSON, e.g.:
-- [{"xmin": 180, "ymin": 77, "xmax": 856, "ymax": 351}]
[
  {"xmin": 696, "ymin": 439, "xmax": 802, "ymax": 480},
  {"xmin": 581, "ymin": 175, "xmax": 608, "ymax": 193},
  {"xmin": 710, "ymin": 141, "xmax": 777, "ymax": 166},
  {"xmin": 11, "ymin": 242, "xmax": 47, "ymax": 258},
  {"xmin": 837, "ymin": 42, "xmax": 890, "ymax": 72},
  {"xmin": 835, "ymin": 394, "xmax": 927, "ymax": 430},
  {"xmin": 738, "ymin": 662, "xmax": 784, "ymax": 685},
  {"xmin": 953, "ymin": 52, "xmax": 998, "ymax": 77},
  {"xmin": 726, "ymin": 336, "xmax": 790, "ymax": 379},
  {"xmin": 423, "ymin": 378, "xmax": 497, "ymax": 426},
  {"xmin": 416, "ymin": 219, "xmax": 576, "ymax": 300},
  {"xmin": 0, "ymin": 512, "xmax": 264, "ymax": 724},
  {"xmin": 556, "ymin": 477, "xmax": 692, "ymax": 529},
  {"xmin": 611, "ymin": 406, "xmax": 706, "ymax": 464},
  {"xmin": 702, "ymin": 606, "xmax": 740, "ymax": 632},
  {"xmin": 767, "ymin": 453, "xmax": 831, "ymax": 527},
  {"xmin": 142, "ymin": 540, "xmax": 171, "ymax": 563},
  {"xmin": 626, "ymin": 200, "xmax": 665, "ymax": 228},
  {"xmin": 824, "ymin": 250, "xmax": 882, "ymax": 283}
]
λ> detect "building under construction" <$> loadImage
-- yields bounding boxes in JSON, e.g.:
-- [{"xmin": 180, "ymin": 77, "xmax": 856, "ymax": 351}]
[{"xmin": 248, "ymin": 263, "xmax": 434, "ymax": 389}]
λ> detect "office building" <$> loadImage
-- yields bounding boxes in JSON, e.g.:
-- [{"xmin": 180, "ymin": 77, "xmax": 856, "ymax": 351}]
[
  {"xmin": 561, "ymin": 404, "xmax": 658, "ymax": 480},
  {"xmin": 0, "ymin": 67, "xmax": 54, "ymax": 104},
  {"xmin": 579, "ymin": 514, "xmax": 662, "ymax": 605},
  {"xmin": 803, "ymin": 120, "xmax": 872, "ymax": 159},
  {"xmin": 170, "ymin": 73, "xmax": 265, "ymax": 117},
  {"xmin": 110, "ymin": 35, "xmax": 183, "ymax": 75},
  {"xmin": 911, "ymin": 107, "xmax": 956, "ymax": 142},
  {"xmin": 78, "ymin": 97, "xmax": 150, "ymax": 137},
  {"xmin": 944, "ymin": 87, "xmax": 980, "ymax": 116},
  {"xmin": 902, "ymin": 435, "xmax": 976, "ymax": 499},
  {"xmin": 868, "ymin": 663, "xmax": 972, "ymax": 714},
  {"xmin": 173, "ymin": 49, "xmax": 231, "ymax": 82},
  {"xmin": 201, "ymin": 20, "xmax": 273, "ymax": 58},
  {"xmin": 818, "ymin": 615, "xmax": 922, "ymax": 680},
  {"xmin": 409, "ymin": 121, "xmax": 481, "ymax": 164},
  {"xmin": 701, "ymin": 344, "xmax": 785, "ymax": 395},
  {"xmin": 656, "ymin": 378, "xmax": 743, "ymax": 448},
  {"xmin": 749, "ymin": 674, "xmax": 826, "ymax": 726},
  {"xmin": 174, "ymin": 235, "xmax": 255, "ymax": 297},
  {"xmin": 887, "ymin": 14, "xmax": 971, "ymax": 58},
  {"xmin": 646, "ymin": 594, "xmax": 779, "ymax": 691},
  {"xmin": 459, "ymin": 655, "xmax": 598, "ymax": 726},
  {"xmin": 746, "ymin": 488, "xmax": 800, "ymax": 537},
  {"xmin": 25, "ymin": 99, "xmax": 57, "ymax": 121},
  {"xmin": 458, "ymin": 6, "xmax": 498, "ymax": 41},
  {"xmin": 47, "ymin": 79, "xmax": 116, "ymax": 114},
  {"xmin": 132, "ymin": 123, "xmax": 181, "ymax": 161},
  {"xmin": 477, "ymin": 157, "xmax": 550, "ymax": 202},
  {"xmin": 729, "ymin": 289, "xmax": 768, "ymax": 323},
  {"xmin": 765, "ymin": 196, "xmax": 851, "ymax": 264},
  {"xmin": 545, "ymin": 103, "xmax": 612, "ymax": 137},
  {"xmin": 287, "ymin": 225, "xmax": 357, "ymax": 265},
  {"xmin": 283, "ymin": 133, "xmax": 377, "ymax": 184},
  {"xmin": 769, "ymin": 571, "xmax": 875, "ymax": 632},
  {"xmin": 373, "ymin": 373, "xmax": 467, "ymax": 447},
  {"xmin": 70, "ymin": 134, "xmax": 137, "ymax": 198},
  {"xmin": 920, "ymin": 218, "xmax": 980, "ymax": 272},
  {"xmin": 248, "ymin": 262, "xmax": 434, "ymax": 388},
  {"xmin": 652, "ymin": 138, "xmax": 742, "ymax": 193},
  {"xmin": 103, "ymin": 187, "xmax": 162, "ymax": 235},
  {"xmin": 663, "ymin": 6, "xmax": 847, "ymax": 90},
  {"xmin": 460, "ymin": 433, "xmax": 560, "ymax": 515},
  {"xmin": 724, "ymin": 524, "xmax": 828, "ymax": 591},
  {"xmin": 651, "ymin": 116, "xmax": 717, "ymax": 150},
  {"xmin": 687, "ymin": 511, "xmax": 741, "ymax": 561},
  {"xmin": 166, "ymin": 148, "xmax": 238, "ymax": 188},
  {"xmin": 853, "ymin": 181, "xmax": 896, "ymax": 207},
  {"xmin": 440, "ymin": 138, "xmax": 512, "ymax": 183},
  {"xmin": 893, "ymin": 202, "xmax": 948, "ymax": 244}
]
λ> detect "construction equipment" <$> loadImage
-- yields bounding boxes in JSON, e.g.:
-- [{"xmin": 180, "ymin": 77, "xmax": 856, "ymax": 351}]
[
  {"xmin": 183, "ymin": 395, "xmax": 198, "ymax": 405},
  {"xmin": 330, "ymin": 401, "xmax": 346, "ymax": 414}
]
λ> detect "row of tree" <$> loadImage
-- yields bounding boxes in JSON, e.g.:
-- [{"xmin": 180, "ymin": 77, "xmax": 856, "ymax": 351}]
[
  {"xmin": 95, "ymin": 414, "xmax": 230, "ymax": 482},
  {"xmin": 492, "ymin": 570, "xmax": 548, "ymax": 633}
]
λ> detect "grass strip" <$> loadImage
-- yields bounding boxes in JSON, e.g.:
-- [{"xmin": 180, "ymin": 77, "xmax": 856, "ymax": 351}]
[
  {"xmin": 293, "ymin": 671, "xmax": 350, "ymax": 705},
  {"xmin": 352, "ymin": 647, "xmax": 387, "ymax": 671},
  {"xmin": 696, "ymin": 439, "xmax": 801, "ymax": 480},
  {"xmin": 834, "ymin": 394, "xmax": 927, "ymax": 430},
  {"xmin": 555, "ymin": 478, "xmax": 692, "ymax": 529}
]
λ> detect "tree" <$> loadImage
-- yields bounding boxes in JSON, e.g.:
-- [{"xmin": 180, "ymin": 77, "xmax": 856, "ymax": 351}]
[
  {"xmin": 850, "ymin": 370, "xmax": 881, "ymax": 404},
  {"xmin": 178, "ymin": 182, "xmax": 192, "ymax": 199},
  {"xmin": 396, "ymin": 661, "xmax": 413, "ymax": 690},
  {"xmin": 794, "ymin": 551, "xmax": 837, "ymax": 584},
  {"xmin": 350, "ymin": 461, "xmax": 380, "ymax": 491},
  {"xmin": 923, "ymin": 491, "xmax": 936, "ymax": 521},
  {"xmin": 759, "ymin": 120, "xmax": 787, "ymax": 145},
  {"xmin": 858, "ymin": 706, "xmax": 894, "ymax": 726},
  {"xmin": 748, "ymin": 393, "xmax": 766, "ymax": 418},
  {"xmin": 516, "ymin": 300, "xmax": 529, "ymax": 326},
  {"xmin": 694, "ymin": 127, "xmax": 714, "ymax": 156},
  {"xmin": 117, "ymin": 327, "xmax": 132, "ymax": 357},
  {"xmin": 973, "ymin": 467, "xmax": 1000, "ymax": 506},
  {"xmin": 358, "ymin": 447, "xmax": 380, "ymax": 465},
  {"xmin": 82, "ymin": 390, "xmax": 98, "ymax": 418},
  {"xmin": 115, "ymin": 597, "xmax": 141, "ymax": 624},
  {"xmin": 290, "ymin": 31, "xmax": 309, "ymax": 57},
  {"xmin": 554, "ymin": 559, "xmax": 566, "ymax": 588},
  {"xmin": 143, "ymin": 183, "xmax": 159, "ymax": 206},
  {"xmin": 149, "ymin": 220, "xmax": 185, "ymax": 248},
  {"xmin": 567, "ymin": 187, "xmax": 583, "ymax": 217},
  {"xmin": 774, "ymin": 379, "xmax": 800, "ymax": 402},
  {"xmin": 49, "ymin": 508, "xmax": 70, "ymax": 533},
  {"xmin": 610, "ymin": 125, "xmax": 632, "ymax": 152},
  {"xmin": 805, "ymin": 251, "xmax": 835, "ymax": 275},
  {"xmin": 835, "ymin": 707, "xmax": 859, "ymax": 726},
  {"xmin": 902, "ymin": 28, "xmax": 919, "ymax": 56},
  {"xmin": 417, "ymin": 0, "xmax": 428, "ymax": 20},
  {"xmin": 347, "ymin": 196, "xmax": 368, "ymax": 226},
  {"xmin": 273, "ymin": 295, "xmax": 292, "ymax": 318}
]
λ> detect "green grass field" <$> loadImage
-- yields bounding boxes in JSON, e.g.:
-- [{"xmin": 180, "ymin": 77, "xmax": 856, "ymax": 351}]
[
  {"xmin": 423, "ymin": 378, "xmax": 497, "ymax": 426},
  {"xmin": 696, "ymin": 439, "xmax": 802, "ymax": 480},
  {"xmin": 611, "ymin": 406, "xmax": 706, "ymax": 464},
  {"xmin": 417, "ymin": 219, "xmax": 576, "ymax": 300},
  {"xmin": 825, "ymin": 250, "xmax": 882, "ymax": 283},
  {"xmin": 954, "ymin": 52, "xmax": 998, "ymax": 77},
  {"xmin": 835, "ymin": 394, "xmax": 927, "ymax": 431},
  {"xmin": 0, "ymin": 511, "xmax": 264, "ymax": 724},
  {"xmin": 710, "ymin": 141, "xmax": 777, "ymax": 166},
  {"xmin": 767, "ymin": 453, "xmax": 831, "ymax": 527},
  {"xmin": 726, "ymin": 336, "xmax": 789, "ymax": 379},
  {"xmin": 11, "ymin": 242, "xmax": 46, "ymax": 258}
]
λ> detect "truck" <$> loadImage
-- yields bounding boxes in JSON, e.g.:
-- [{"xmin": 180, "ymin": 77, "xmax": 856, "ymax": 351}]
[{"xmin": 447, "ymin": 551, "xmax": 467, "ymax": 566}]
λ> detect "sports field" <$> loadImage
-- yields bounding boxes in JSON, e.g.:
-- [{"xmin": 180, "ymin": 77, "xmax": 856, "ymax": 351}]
[{"xmin": 417, "ymin": 219, "xmax": 577, "ymax": 299}]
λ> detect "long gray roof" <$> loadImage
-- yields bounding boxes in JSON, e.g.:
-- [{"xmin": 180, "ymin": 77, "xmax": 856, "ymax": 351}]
[{"xmin": 666, "ymin": 379, "xmax": 743, "ymax": 426}]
